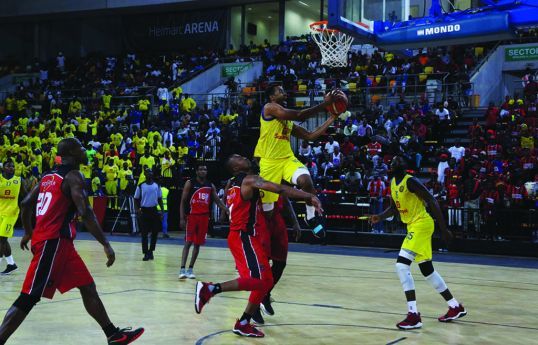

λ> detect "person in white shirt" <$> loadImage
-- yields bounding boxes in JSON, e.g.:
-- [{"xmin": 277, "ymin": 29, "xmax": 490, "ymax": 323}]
[
  {"xmin": 157, "ymin": 84, "xmax": 169, "ymax": 104},
  {"xmin": 437, "ymin": 154, "xmax": 450, "ymax": 184},
  {"xmin": 448, "ymin": 140, "xmax": 465, "ymax": 162},
  {"xmin": 298, "ymin": 140, "xmax": 312, "ymax": 159},
  {"xmin": 435, "ymin": 104, "xmax": 450, "ymax": 121},
  {"xmin": 324, "ymin": 136, "xmax": 340, "ymax": 155}
]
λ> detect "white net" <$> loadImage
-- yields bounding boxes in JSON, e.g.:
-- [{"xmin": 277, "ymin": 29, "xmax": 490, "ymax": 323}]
[{"xmin": 310, "ymin": 22, "xmax": 354, "ymax": 68}]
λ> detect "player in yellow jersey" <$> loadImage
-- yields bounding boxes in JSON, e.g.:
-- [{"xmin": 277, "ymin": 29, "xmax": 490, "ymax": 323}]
[
  {"xmin": 258, "ymin": 85, "xmax": 344, "ymax": 238},
  {"xmin": 102, "ymin": 158, "xmax": 119, "ymax": 209},
  {"xmin": 0, "ymin": 160, "xmax": 26, "ymax": 275},
  {"xmin": 369, "ymin": 156, "xmax": 466, "ymax": 330}
]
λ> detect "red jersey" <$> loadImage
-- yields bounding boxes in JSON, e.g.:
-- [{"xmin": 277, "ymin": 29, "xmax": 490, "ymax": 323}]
[
  {"xmin": 188, "ymin": 179, "xmax": 212, "ymax": 215},
  {"xmin": 367, "ymin": 142, "xmax": 382, "ymax": 157},
  {"xmin": 226, "ymin": 173, "xmax": 258, "ymax": 233},
  {"xmin": 32, "ymin": 165, "xmax": 77, "ymax": 243}
]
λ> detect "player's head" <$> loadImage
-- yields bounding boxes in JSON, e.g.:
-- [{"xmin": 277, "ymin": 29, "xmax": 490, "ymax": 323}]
[
  {"xmin": 266, "ymin": 84, "xmax": 286, "ymax": 104},
  {"xmin": 226, "ymin": 154, "xmax": 251, "ymax": 175},
  {"xmin": 2, "ymin": 159, "xmax": 15, "ymax": 178},
  {"xmin": 390, "ymin": 155, "xmax": 407, "ymax": 175},
  {"xmin": 58, "ymin": 138, "xmax": 88, "ymax": 166},
  {"xmin": 195, "ymin": 163, "xmax": 208, "ymax": 179}
]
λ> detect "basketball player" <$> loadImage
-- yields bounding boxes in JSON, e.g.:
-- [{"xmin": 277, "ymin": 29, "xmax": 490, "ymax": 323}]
[
  {"xmin": 0, "ymin": 160, "xmax": 25, "ymax": 275},
  {"xmin": 194, "ymin": 154, "xmax": 322, "ymax": 338},
  {"xmin": 252, "ymin": 195, "xmax": 301, "ymax": 324},
  {"xmin": 179, "ymin": 163, "xmax": 228, "ymax": 279},
  {"xmin": 0, "ymin": 138, "xmax": 144, "ymax": 345},
  {"xmin": 258, "ymin": 85, "xmax": 344, "ymax": 237},
  {"xmin": 369, "ymin": 156, "xmax": 466, "ymax": 330}
]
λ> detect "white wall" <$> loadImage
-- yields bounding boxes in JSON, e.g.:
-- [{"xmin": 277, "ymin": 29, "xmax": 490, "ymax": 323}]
[
  {"xmin": 285, "ymin": 3, "xmax": 319, "ymax": 38},
  {"xmin": 246, "ymin": 18, "xmax": 278, "ymax": 45},
  {"xmin": 470, "ymin": 46, "xmax": 504, "ymax": 106}
]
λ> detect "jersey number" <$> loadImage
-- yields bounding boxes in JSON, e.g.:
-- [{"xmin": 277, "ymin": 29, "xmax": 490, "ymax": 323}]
[
  {"xmin": 36, "ymin": 192, "xmax": 53, "ymax": 216},
  {"xmin": 395, "ymin": 201, "xmax": 401, "ymax": 208}
]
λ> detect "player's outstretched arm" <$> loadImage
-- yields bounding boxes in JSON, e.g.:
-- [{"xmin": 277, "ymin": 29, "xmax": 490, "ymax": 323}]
[
  {"xmin": 407, "ymin": 177, "xmax": 452, "ymax": 243},
  {"xmin": 369, "ymin": 198, "xmax": 396, "ymax": 224},
  {"xmin": 265, "ymin": 91, "xmax": 343, "ymax": 122},
  {"xmin": 19, "ymin": 185, "xmax": 40, "ymax": 250},
  {"xmin": 291, "ymin": 114, "xmax": 338, "ymax": 141},
  {"xmin": 243, "ymin": 175, "xmax": 323, "ymax": 214},
  {"xmin": 66, "ymin": 171, "xmax": 116, "ymax": 267}
]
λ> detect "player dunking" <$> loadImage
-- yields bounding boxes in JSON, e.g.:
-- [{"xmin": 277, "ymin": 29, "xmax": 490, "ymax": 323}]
[
  {"xmin": 252, "ymin": 194, "xmax": 300, "ymax": 324},
  {"xmin": 179, "ymin": 163, "xmax": 228, "ymax": 279},
  {"xmin": 0, "ymin": 160, "xmax": 25, "ymax": 275},
  {"xmin": 0, "ymin": 138, "xmax": 144, "ymax": 345},
  {"xmin": 194, "ymin": 154, "xmax": 322, "ymax": 338},
  {"xmin": 369, "ymin": 156, "xmax": 466, "ymax": 329},
  {"xmin": 258, "ymin": 85, "xmax": 343, "ymax": 237}
]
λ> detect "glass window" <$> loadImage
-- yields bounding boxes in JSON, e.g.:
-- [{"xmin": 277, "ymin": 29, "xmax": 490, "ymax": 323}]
[
  {"xmin": 230, "ymin": 6, "xmax": 242, "ymax": 51},
  {"xmin": 245, "ymin": 2, "xmax": 280, "ymax": 46},
  {"xmin": 285, "ymin": 0, "xmax": 322, "ymax": 38}
]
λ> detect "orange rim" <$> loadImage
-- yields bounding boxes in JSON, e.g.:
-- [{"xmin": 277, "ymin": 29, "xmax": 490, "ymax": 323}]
[{"xmin": 309, "ymin": 21, "xmax": 339, "ymax": 33}]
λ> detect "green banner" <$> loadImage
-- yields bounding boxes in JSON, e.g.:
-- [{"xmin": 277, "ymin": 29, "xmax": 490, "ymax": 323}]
[
  {"xmin": 505, "ymin": 46, "xmax": 538, "ymax": 62},
  {"xmin": 221, "ymin": 63, "xmax": 251, "ymax": 78}
]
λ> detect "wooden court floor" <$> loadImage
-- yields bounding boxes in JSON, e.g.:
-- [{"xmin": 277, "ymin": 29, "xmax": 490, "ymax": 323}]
[{"xmin": 1, "ymin": 234, "xmax": 537, "ymax": 345}]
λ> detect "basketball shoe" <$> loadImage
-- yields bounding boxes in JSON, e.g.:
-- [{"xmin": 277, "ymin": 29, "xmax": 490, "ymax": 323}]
[
  {"xmin": 232, "ymin": 320, "xmax": 264, "ymax": 337},
  {"xmin": 438, "ymin": 304, "xmax": 467, "ymax": 322},
  {"xmin": 260, "ymin": 295, "xmax": 275, "ymax": 316},
  {"xmin": 0, "ymin": 264, "xmax": 18, "ymax": 275},
  {"xmin": 396, "ymin": 312, "xmax": 422, "ymax": 330},
  {"xmin": 195, "ymin": 281, "xmax": 213, "ymax": 314},
  {"xmin": 107, "ymin": 327, "xmax": 144, "ymax": 344},
  {"xmin": 305, "ymin": 215, "xmax": 326, "ymax": 238},
  {"xmin": 178, "ymin": 268, "xmax": 187, "ymax": 280}
]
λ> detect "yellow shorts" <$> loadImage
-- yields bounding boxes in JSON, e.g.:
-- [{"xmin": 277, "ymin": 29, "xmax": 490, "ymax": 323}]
[
  {"xmin": 259, "ymin": 156, "xmax": 307, "ymax": 204},
  {"xmin": 0, "ymin": 215, "xmax": 18, "ymax": 238},
  {"xmin": 401, "ymin": 217, "xmax": 434, "ymax": 262},
  {"xmin": 105, "ymin": 180, "xmax": 118, "ymax": 195}
]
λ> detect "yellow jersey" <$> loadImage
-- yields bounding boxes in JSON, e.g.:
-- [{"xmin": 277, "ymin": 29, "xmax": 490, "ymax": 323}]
[
  {"xmin": 0, "ymin": 175, "xmax": 22, "ymax": 216},
  {"xmin": 391, "ymin": 174, "xmax": 432, "ymax": 225},
  {"xmin": 256, "ymin": 109, "xmax": 294, "ymax": 160}
]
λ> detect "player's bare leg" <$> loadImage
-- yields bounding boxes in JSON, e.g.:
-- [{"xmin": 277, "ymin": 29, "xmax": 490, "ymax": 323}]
[
  {"xmin": 0, "ymin": 237, "xmax": 17, "ymax": 275},
  {"xmin": 296, "ymin": 174, "xmax": 325, "ymax": 238},
  {"xmin": 187, "ymin": 245, "xmax": 200, "ymax": 279},
  {"xmin": 179, "ymin": 241, "xmax": 193, "ymax": 279}
]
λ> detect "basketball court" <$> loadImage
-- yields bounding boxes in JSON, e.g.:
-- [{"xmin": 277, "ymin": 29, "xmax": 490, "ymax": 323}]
[{"xmin": 1, "ymin": 232, "xmax": 536, "ymax": 344}]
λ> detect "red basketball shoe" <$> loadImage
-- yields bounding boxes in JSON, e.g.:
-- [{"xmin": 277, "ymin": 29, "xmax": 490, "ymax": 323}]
[
  {"xmin": 438, "ymin": 304, "xmax": 467, "ymax": 322},
  {"xmin": 194, "ymin": 281, "xmax": 213, "ymax": 314},
  {"xmin": 396, "ymin": 312, "xmax": 422, "ymax": 330},
  {"xmin": 232, "ymin": 320, "xmax": 265, "ymax": 337}
]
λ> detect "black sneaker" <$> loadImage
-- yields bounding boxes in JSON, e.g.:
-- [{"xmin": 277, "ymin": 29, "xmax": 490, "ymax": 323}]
[
  {"xmin": 305, "ymin": 215, "xmax": 326, "ymax": 238},
  {"xmin": 149, "ymin": 251, "xmax": 154, "ymax": 260},
  {"xmin": 252, "ymin": 308, "xmax": 265, "ymax": 325},
  {"xmin": 107, "ymin": 327, "xmax": 144, "ymax": 344},
  {"xmin": 260, "ymin": 295, "xmax": 275, "ymax": 316},
  {"xmin": 142, "ymin": 254, "xmax": 150, "ymax": 261},
  {"xmin": 1, "ymin": 264, "xmax": 18, "ymax": 275}
]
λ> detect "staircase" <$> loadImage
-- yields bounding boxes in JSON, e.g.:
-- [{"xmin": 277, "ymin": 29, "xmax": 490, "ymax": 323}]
[{"xmin": 444, "ymin": 107, "xmax": 487, "ymax": 145}]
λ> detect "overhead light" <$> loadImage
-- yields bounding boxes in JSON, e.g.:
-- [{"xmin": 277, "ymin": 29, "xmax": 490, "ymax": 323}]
[
  {"xmin": 247, "ymin": 7, "xmax": 252, "ymax": 10},
  {"xmin": 298, "ymin": 1, "xmax": 310, "ymax": 6},
  {"xmin": 268, "ymin": 15, "xmax": 272, "ymax": 18}
]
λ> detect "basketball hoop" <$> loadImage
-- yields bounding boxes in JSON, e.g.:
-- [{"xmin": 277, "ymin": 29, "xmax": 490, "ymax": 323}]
[{"xmin": 310, "ymin": 21, "xmax": 354, "ymax": 68}]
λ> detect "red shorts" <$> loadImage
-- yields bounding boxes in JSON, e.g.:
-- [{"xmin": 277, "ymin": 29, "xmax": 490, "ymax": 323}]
[
  {"xmin": 256, "ymin": 213, "xmax": 289, "ymax": 262},
  {"xmin": 228, "ymin": 230, "xmax": 271, "ymax": 282},
  {"xmin": 186, "ymin": 214, "xmax": 210, "ymax": 246},
  {"xmin": 22, "ymin": 238, "xmax": 94, "ymax": 300}
]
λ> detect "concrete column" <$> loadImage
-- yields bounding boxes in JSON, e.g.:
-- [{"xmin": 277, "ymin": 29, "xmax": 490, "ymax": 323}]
[{"xmin": 279, "ymin": 0, "xmax": 285, "ymax": 43}]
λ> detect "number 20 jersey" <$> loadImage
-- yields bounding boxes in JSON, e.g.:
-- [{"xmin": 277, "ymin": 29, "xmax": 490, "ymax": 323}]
[{"xmin": 32, "ymin": 165, "xmax": 78, "ymax": 243}]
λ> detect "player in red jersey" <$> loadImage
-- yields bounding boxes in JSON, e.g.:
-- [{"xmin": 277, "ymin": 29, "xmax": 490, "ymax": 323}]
[
  {"xmin": 0, "ymin": 138, "xmax": 144, "ymax": 345},
  {"xmin": 179, "ymin": 163, "xmax": 228, "ymax": 279},
  {"xmin": 251, "ymin": 195, "xmax": 300, "ymax": 324},
  {"xmin": 194, "ymin": 154, "xmax": 322, "ymax": 338}
]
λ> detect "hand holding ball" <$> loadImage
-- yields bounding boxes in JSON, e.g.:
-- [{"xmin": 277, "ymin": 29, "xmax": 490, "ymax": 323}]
[{"xmin": 325, "ymin": 89, "xmax": 348, "ymax": 115}]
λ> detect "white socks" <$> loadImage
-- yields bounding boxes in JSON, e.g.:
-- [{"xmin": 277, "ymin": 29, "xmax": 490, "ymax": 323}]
[
  {"xmin": 447, "ymin": 298, "xmax": 459, "ymax": 308},
  {"xmin": 6, "ymin": 256, "xmax": 15, "ymax": 265},
  {"xmin": 306, "ymin": 205, "xmax": 315, "ymax": 220},
  {"xmin": 407, "ymin": 300, "xmax": 418, "ymax": 313}
]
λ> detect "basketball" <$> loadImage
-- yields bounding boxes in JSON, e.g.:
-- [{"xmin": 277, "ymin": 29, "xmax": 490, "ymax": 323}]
[{"xmin": 325, "ymin": 90, "xmax": 348, "ymax": 115}]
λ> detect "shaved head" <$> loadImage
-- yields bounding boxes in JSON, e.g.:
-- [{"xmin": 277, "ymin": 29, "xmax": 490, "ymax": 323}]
[{"xmin": 57, "ymin": 138, "xmax": 83, "ymax": 157}]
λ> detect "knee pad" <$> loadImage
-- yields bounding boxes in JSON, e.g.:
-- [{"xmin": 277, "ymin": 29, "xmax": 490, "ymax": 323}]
[
  {"xmin": 418, "ymin": 260, "xmax": 435, "ymax": 277},
  {"xmin": 395, "ymin": 262, "xmax": 415, "ymax": 292},
  {"xmin": 13, "ymin": 293, "xmax": 40, "ymax": 314}
]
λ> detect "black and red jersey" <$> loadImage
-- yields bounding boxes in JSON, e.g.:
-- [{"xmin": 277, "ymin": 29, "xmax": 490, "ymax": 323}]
[
  {"xmin": 226, "ymin": 173, "xmax": 259, "ymax": 233},
  {"xmin": 33, "ymin": 165, "xmax": 78, "ymax": 243},
  {"xmin": 188, "ymin": 179, "xmax": 212, "ymax": 215}
]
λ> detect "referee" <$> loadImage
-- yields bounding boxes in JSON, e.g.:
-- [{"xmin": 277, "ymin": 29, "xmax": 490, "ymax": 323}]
[{"xmin": 134, "ymin": 168, "xmax": 164, "ymax": 261}]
